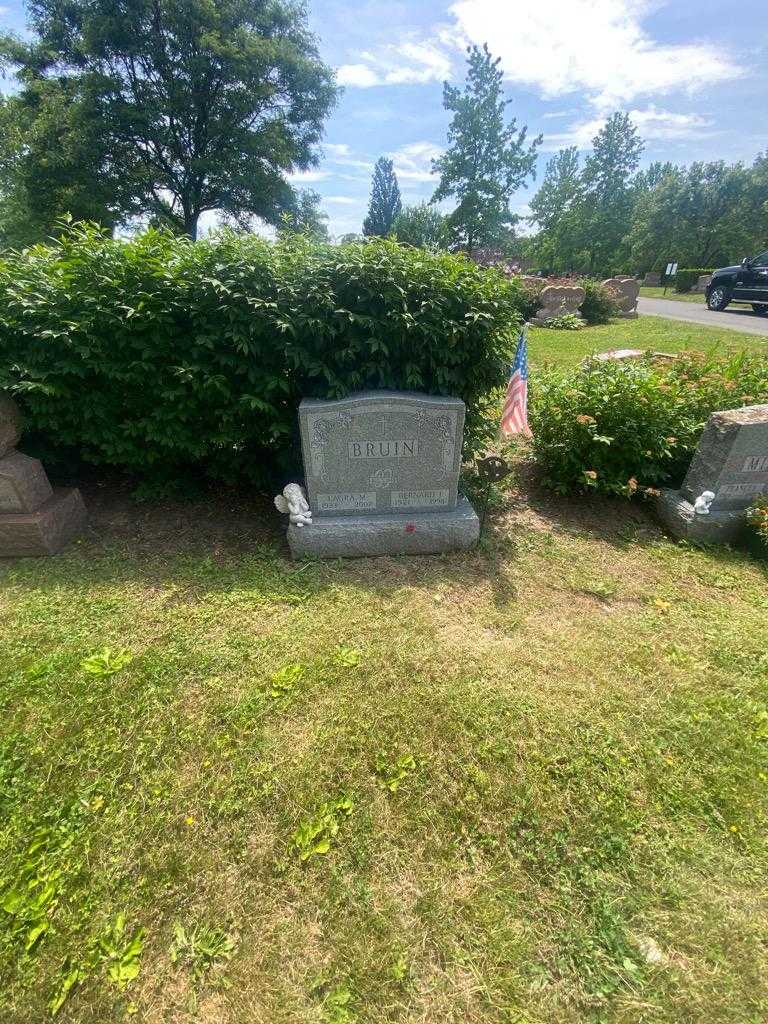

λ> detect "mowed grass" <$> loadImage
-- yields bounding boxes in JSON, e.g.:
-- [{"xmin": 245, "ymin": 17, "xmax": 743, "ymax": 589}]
[
  {"xmin": 1, "ymin": 315, "xmax": 767, "ymax": 1023},
  {"xmin": 528, "ymin": 314, "xmax": 765, "ymax": 367},
  {"xmin": 639, "ymin": 287, "xmax": 705, "ymax": 304}
]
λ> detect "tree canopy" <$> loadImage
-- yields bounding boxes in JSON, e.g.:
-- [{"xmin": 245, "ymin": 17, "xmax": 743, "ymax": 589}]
[
  {"xmin": 431, "ymin": 45, "xmax": 540, "ymax": 255},
  {"xmin": 0, "ymin": 0, "xmax": 338, "ymax": 240}
]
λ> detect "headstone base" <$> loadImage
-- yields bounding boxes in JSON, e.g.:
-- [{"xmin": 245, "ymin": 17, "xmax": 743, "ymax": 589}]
[
  {"xmin": 617, "ymin": 310, "xmax": 639, "ymax": 319},
  {"xmin": 0, "ymin": 488, "xmax": 87, "ymax": 557},
  {"xmin": 288, "ymin": 495, "xmax": 480, "ymax": 559},
  {"xmin": 655, "ymin": 488, "xmax": 747, "ymax": 544}
]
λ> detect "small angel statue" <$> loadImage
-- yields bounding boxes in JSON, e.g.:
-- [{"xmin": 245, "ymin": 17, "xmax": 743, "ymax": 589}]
[
  {"xmin": 274, "ymin": 483, "xmax": 312, "ymax": 528},
  {"xmin": 693, "ymin": 490, "xmax": 715, "ymax": 516}
]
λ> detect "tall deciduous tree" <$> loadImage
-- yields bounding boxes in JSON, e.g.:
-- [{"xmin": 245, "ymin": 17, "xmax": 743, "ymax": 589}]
[
  {"xmin": 362, "ymin": 157, "xmax": 402, "ymax": 237},
  {"xmin": 431, "ymin": 45, "xmax": 540, "ymax": 255},
  {"xmin": 0, "ymin": 0, "xmax": 338, "ymax": 239},
  {"xmin": 578, "ymin": 112, "xmax": 643, "ymax": 273},
  {"xmin": 628, "ymin": 161, "xmax": 759, "ymax": 270}
]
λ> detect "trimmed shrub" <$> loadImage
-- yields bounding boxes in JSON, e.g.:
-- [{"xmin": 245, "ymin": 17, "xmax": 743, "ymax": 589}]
[
  {"xmin": 674, "ymin": 268, "xmax": 714, "ymax": 293},
  {"xmin": 530, "ymin": 352, "xmax": 768, "ymax": 496},
  {"xmin": 0, "ymin": 224, "xmax": 524, "ymax": 486},
  {"xmin": 579, "ymin": 279, "xmax": 621, "ymax": 324}
]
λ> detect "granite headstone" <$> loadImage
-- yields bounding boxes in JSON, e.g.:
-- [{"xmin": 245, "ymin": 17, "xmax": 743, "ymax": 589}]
[
  {"xmin": 287, "ymin": 390, "xmax": 480, "ymax": 558},
  {"xmin": 0, "ymin": 392, "xmax": 87, "ymax": 557},
  {"xmin": 656, "ymin": 403, "xmax": 768, "ymax": 543}
]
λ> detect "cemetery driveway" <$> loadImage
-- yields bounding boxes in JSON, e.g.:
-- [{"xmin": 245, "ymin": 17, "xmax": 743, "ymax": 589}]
[{"xmin": 638, "ymin": 296, "xmax": 768, "ymax": 337}]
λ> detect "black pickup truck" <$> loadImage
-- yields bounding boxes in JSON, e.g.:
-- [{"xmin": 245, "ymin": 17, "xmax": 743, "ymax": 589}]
[{"xmin": 706, "ymin": 251, "xmax": 768, "ymax": 314}]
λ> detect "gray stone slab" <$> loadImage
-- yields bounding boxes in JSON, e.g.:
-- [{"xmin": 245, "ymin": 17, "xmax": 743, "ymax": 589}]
[
  {"xmin": 0, "ymin": 488, "xmax": 87, "ymax": 557},
  {"xmin": 287, "ymin": 494, "xmax": 480, "ymax": 559},
  {"xmin": 681, "ymin": 404, "xmax": 768, "ymax": 511},
  {"xmin": 0, "ymin": 451, "xmax": 54, "ymax": 513},
  {"xmin": 655, "ymin": 488, "xmax": 747, "ymax": 544},
  {"xmin": 0, "ymin": 392, "xmax": 21, "ymax": 458},
  {"xmin": 299, "ymin": 391, "xmax": 466, "ymax": 517}
]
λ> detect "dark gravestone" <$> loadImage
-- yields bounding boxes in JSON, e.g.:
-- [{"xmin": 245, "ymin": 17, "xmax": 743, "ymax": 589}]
[
  {"xmin": 656, "ymin": 404, "xmax": 768, "ymax": 543},
  {"xmin": 286, "ymin": 390, "xmax": 479, "ymax": 558}
]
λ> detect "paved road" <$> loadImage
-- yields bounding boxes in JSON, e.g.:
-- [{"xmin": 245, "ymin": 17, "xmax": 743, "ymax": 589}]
[{"xmin": 638, "ymin": 296, "xmax": 768, "ymax": 337}]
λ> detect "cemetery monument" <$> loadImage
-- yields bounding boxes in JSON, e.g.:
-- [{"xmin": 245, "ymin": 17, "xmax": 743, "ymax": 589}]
[
  {"xmin": 277, "ymin": 390, "xmax": 480, "ymax": 558},
  {"xmin": 532, "ymin": 284, "xmax": 585, "ymax": 325},
  {"xmin": 602, "ymin": 277, "xmax": 640, "ymax": 318},
  {"xmin": 0, "ymin": 392, "xmax": 87, "ymax": 556},
  {"xmin": 656, "ymin": 403, "xmax": 768, "ymax": 543}
]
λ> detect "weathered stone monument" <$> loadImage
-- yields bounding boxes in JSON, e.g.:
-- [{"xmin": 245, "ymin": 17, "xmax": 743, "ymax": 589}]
[
  {"xmin": 279, "ymin": 390, "xmax": 480, "ymax": 558},
  {"xmin": 656, "ymin": 404, "xmax": 768, "ymax": 543},
  {"xmin": 643, "ymin": 272, "xmax": 661, "ymax": 287},
  {"xmin": 602, "ymin": 277, "xmax": 640, "ymax": 318},
  {"xmin": 694, "ymin": 274, "xmax": 713, "ymax": 294},
  {"xmin": 0, "ymin": 393, "xmax": 87, "ymax": 556},
  {"xmin": 532, "ymin": 284, "xmax": 585, "ymax": 325}
]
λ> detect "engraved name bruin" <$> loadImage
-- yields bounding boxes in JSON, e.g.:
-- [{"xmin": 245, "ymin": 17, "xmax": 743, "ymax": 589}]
[{"xmin": 348, "ymin": 440, "xmax": 419, "ymax": 459}]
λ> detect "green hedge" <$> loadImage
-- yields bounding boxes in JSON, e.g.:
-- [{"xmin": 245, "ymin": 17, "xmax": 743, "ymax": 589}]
[
  {"xmin": 530, "ymin": 352, "xmax": 768, "ymax": 496},
  {"xmin": 674, "ymin": 268, "xmax": 714, "ymax": 293},
  {"xmin": 0, "ymin": 225, "xmax": 523, "ymax": 487}
]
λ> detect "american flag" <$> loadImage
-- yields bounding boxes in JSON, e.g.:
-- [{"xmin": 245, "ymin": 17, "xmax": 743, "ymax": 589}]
[{"xmin": 500, "ymin": 328, "xmax": 532, "ymax": 437}]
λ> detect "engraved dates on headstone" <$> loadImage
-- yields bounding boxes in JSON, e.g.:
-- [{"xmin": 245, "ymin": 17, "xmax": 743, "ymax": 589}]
[{"xmin": 298, "ymin": 391, "xmax": 466, "ymax": 516}]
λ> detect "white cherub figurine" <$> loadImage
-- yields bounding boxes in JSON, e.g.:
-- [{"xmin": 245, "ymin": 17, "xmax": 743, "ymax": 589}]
[
  {"xmin": 274, "ymin": 483, "xmax": 312, "ymax": 528},
  {"xmin": 693, "ymin": 490, "xmax": 715, "ymax": 515}
]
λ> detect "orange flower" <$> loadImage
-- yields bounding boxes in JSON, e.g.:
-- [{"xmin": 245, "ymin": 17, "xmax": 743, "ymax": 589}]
[
  {"xmin": 577, "ymin": 414, "xmax": 596, "ymax": 425},
  {"xmin": 584, "ymin": 470, "xmax": 598, "ymax": 480}
]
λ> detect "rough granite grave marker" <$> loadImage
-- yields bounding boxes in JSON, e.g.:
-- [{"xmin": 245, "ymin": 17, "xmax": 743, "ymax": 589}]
[
  {"xmin": 283, "ymin": 390, "xmax": 480, "ymax": 558},
  {"xmin": 656, "ymin": 403, "xmax": 768, "ymax": 543},
  {"xmin": 0, "ymin": 392, "xmax": 87, "ymax": 556}
]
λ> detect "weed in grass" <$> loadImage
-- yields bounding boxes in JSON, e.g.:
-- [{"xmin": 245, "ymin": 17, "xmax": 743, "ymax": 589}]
[
  {"xmin": 374, "ymin": 751, "xmax": 419, "ymax": 793},
  {"xmin": 80, "ymin": 648, "xmax": 133, "ymax": 677},
  {"xmin": 269, "ymin": 662, "xmax": 305, "ymax": 699},
  {"xmin": 169, "ymin": 920, "xmax": 236, "ymax": 981},
  {"xmin": 333, "ymin": 645, "xmax": 362, "ymax": 668},
  {"xmin": 290, "ymin": 797, "xmax": 354, "ymax": 862},
  {"xmin": 322, "ymin": 984, "xmax": 357, "ymax": 1023}
]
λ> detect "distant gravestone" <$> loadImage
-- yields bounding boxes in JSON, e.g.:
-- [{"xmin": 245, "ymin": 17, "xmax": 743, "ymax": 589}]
[
  {"xmin": 656, "ymin": 404, "xmax": 768, "ymax": 543},
  {"xmin": 695, "ymin": 274, "xmax": 713, "ymax": 293},
  {"xmin": 602, "ymin": 277, "xmax": 639, "ymax": 318},
  {"xmin": 0, "ymin": 392, "xmax": 87, "ymax": 557},
  {"xmin": 282, "ymin": 390, "xmax": 480, "ymax": 558},
  {"xmin": 643, "ymin": 272, "xmax": 661, "ymax": 287},
  {"xmin": 532, "ymin": 284, "xmax": 585, "ymax": 325}
]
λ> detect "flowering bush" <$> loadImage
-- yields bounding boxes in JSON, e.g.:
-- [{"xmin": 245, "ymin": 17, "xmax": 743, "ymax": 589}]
[
  {"xmin": 747, "ymin": 499, "xmax": 768, "ymax": 549},
  {"xmin": 540, "ymin": 312, "xmax": 583, "ymax": 330},
  {"xmin": 530, "ymin": 352, "xmax": 768, "ymax": 496}
]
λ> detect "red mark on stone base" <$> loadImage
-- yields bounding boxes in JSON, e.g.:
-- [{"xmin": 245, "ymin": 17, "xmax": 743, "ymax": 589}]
[{"xmin": 405, "ymin": 523, "xmax": 416, "ymax": 534}]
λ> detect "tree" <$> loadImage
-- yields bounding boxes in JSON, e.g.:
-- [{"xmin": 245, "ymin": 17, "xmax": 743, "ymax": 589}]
[
  {"xmin": 277, "ymin": 189, "xmax": 329, "ymax": 242},
  {"xmin": 1, "ymin": 0, "xmax": 338, "ymax": 240},
  {"xmin": 363, "ymin": 157, "xmax": 402, "ymax": 237},
  {"xmin": 0, "ymin": 81, "xmax": 123, "ymax": 248},
  {"xmin": 392, "ymin": 202, "xmax": 449, "ymax": 249},
  {"xmin": 578, "ymin": 112, "xmax": 644, "ymax": 274},
  {"xmin": 431, "ymin": 45, "xmax": 540, "ymax": 255},
  {"xmin": 628, "ymin": 161, "xmax": 758, "ymax": 270},
  {"xmin": 528, "ymin": 147, "xmax": 582, "ymax": 270}
]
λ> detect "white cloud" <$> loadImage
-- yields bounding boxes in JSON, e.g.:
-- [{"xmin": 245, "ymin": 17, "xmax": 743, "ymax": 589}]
[
  {"xmin": 447, "ymin": 0, "xmax": 741, "ymax": 110},
  {"xmin": 324, "ymin": 143, "xmax": 353, "ymax": 159},
  {"xmin": 542, "ymin": 107, "xmax": 716, "ymax": 150},
  {"xmin": 325, "ymin": 196, "xmax": 360, "ymax": 206},
  {"xmin": 389, "ymin": 141, "xmax": 443, "ymax": 182},
  {"xmin": 337, "ymin": 39, "xmax": 451, "ymax": 88},
  {"xmin": 286, "ymin": 169, "xmax": 331, "ymax": 183}
]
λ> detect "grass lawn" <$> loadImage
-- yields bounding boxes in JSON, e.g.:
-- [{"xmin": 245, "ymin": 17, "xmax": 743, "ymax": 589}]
[
  {"xmin": 1, "ymin": 316, "xmax": 767, "ymax": 1024},
  {"xmin": 639, "ymin": 287, "xmax": 705, "ymax": 304},
  {"xmin": 529, "ymin": 313, "xmax": 765, "ymax": 367}
]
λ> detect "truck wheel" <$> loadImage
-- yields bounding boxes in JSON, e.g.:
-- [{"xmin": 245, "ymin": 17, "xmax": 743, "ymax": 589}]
[
  {"xmin": 707, "ymin": 285, "xmax": 730, "ymax": 311},
  {"xmin": 751, "ymin": 304, "xmax": 768, "ymax": 316}
]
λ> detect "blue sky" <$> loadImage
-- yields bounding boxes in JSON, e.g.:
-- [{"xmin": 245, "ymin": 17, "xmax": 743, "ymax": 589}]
[{"xmin": 2, "ymin": 0, "xmax": 766, "ymax": 238}]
